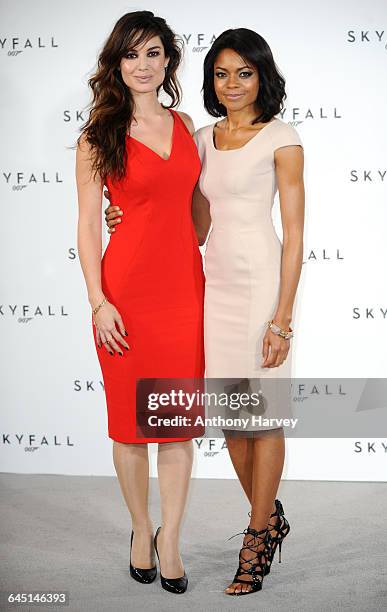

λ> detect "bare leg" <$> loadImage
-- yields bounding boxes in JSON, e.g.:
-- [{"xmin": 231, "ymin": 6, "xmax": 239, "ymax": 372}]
[
  {"xmin": 113, "ymin": 441, "xmax": 155, "ymax": 568},
  {"xmin": 225, "ymin": 429, "xmax": 285, "ymax": 594},
  {"xmin": 224, "ymin": 434, "xmax": 254, "ymax": 502},
  {"xmin": 156, "ymin": 440, "xmax": 193, "ymax": 578},
  {"xmin": 250, "ymin": 429, "xmax": 285, "ymax": 530}
]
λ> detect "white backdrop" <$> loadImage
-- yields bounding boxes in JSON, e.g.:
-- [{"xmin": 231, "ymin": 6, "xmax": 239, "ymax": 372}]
[{"xmin": 1, "ymin": 0, "xmax": 386, "ymax": 480}]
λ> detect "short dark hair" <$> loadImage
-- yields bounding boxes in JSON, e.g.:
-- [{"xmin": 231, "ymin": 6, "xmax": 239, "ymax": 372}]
[{"xmin": 203, "ymin": 28, "xmax": 286, "ymax": 124}]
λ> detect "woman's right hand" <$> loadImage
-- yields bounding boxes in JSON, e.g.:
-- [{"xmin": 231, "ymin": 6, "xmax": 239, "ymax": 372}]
[
  {"xmin": 104, "ymin": 189, "xmax": 124, "ymax": 234},
  {"xmin": 93, "ymin": 300, "xmax": 130, "ymax": 355}
]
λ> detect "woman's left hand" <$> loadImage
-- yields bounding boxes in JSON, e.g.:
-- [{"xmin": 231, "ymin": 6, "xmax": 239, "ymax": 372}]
[
  {"xmin": 104, "ymin": 189, "xmax": 123, "ymax": 234},
  {"xmin": 261, "ymin": 327, "xmax": 290, "ymax": 368}
]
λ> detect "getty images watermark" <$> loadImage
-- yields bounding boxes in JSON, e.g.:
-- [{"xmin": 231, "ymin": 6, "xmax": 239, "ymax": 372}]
[{"xmin": 145, "ymin": 387, "xmax": 298, "ymax": 430}]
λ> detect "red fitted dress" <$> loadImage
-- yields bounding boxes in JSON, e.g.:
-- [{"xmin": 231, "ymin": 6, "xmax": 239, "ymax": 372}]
[{"xmin": 92, "ymin": 109, "xmax": 205, "ymax": 443}]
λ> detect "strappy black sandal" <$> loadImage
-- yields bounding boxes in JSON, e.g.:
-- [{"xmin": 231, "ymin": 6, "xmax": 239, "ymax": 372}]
[
  {"xmin": 225, "ymin": 526, "xmax": 270, "ymax": 595},
  {"xmin": 265, "ymin": 499, "xmax": 290, "ymax": 575}
]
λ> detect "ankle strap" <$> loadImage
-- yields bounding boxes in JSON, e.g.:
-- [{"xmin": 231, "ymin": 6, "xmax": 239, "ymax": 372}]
[
  {"xmin": 246, "ymin": 526, "xmax": 269, "ymax": 539},
  {"xmin": 228, "ymin": 526, "xmax": 268, "ymax": 542},
  {"xmin": 247, "ymin": 499, "xmax": 285, "ymax": 520},
  {"xmin": 270, "ymin": 499, "xmax": 284, "ymax": 518}
]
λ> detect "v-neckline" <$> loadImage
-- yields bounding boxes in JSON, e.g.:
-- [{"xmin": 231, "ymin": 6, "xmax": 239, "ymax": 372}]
[{"xmin": 127, "ymin": 109, "xmax": 176, "ymax": 162}]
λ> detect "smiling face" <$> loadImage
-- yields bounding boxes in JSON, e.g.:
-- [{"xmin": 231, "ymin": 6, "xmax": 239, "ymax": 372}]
[
  {"xmin": 214, "ymin": 48, "xmax": 260, "ymax": 113},
  {"xmin": 119, "ymin": 33, "xmax": 168, "ymax": 94}
]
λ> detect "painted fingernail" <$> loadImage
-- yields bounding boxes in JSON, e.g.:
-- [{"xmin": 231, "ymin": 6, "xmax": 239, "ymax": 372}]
[
  {"xmin": 124, "ymin": 331, "xmax": 128, "ymax": 336},
  {"xmin": 125, "ymin": 346, "xmax": 129, "ymax": 351},
  {"xmin": 119, "ymin": 352, "xmax": 123, "ymax": 356},
  {"xmin": 109, "ymin": 351, "xmax": 114, "ymax": 356}
]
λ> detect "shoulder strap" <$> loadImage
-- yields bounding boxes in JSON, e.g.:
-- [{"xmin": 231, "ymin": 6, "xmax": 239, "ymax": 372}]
[{"xmin": 171, "ymin": 109, "xmax": 193, "ymax": 138}]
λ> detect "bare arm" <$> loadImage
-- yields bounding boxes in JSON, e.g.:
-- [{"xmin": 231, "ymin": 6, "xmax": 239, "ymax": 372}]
[
  {"xmin": 76, "ymin": 134, "xmax": 105, "ymax": 309},
  {"xmin": 261, "ymin": 144, "xmax": 304, "ymax": 368},
  {"xmin": 181, "ymin": 118, "xmax": 212, "ymax": 246},
  {"xmin": 192, "ymin": 183, "xmax": 211, "ymax": 246},
  {"xmin": 273, "ymin": 144, "xmax": 305, "ymax": 329},
  {"xmin": 76, "ymin": 135, "xmax": 129, "ymax": 354}
]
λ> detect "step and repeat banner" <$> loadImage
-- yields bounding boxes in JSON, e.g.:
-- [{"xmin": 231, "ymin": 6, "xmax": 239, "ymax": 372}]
[{"xmin": 1, "ymin": 0, "xmax": 386, "ymax": 480}]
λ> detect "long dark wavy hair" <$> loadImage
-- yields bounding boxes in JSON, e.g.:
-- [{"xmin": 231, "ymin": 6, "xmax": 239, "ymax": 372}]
[
  {"xmin": 78, "ymin": 11, "xmax": 183, "ymax": 181},
  {"xmin": 203, "ymin": 28, "xmax": 286, "ymax": 124}
]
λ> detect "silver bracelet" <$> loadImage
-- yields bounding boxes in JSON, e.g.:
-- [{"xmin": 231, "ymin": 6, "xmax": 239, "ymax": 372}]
[{"xmin": 267, "ymin": 319, "xmax": 294, "ymax": 340}]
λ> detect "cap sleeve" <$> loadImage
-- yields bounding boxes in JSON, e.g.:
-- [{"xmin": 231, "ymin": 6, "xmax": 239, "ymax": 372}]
[
  {"xmin": 193, "ymin": 127, "xmax": 209, "ymax": 163},
  {"xmin": 271, "ymin": 122, "xmax": 303, "ymax": 153},
  {"xmin": 192, "ymin": 129, "xmax": 199, "ymax": 148}
]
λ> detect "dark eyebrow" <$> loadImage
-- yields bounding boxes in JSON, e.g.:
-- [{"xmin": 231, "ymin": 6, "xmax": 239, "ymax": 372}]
[
  {"xmin": 127, "ymin": 45, "xmax": 162, "ymax": 52},
  {"xmin": 215, "ymin": 65, "xmax": 253, "ymax": 71}
]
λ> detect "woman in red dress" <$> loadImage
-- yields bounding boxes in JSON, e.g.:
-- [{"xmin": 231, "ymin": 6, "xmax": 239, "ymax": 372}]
[{"xmin": 76, "ymin": 11, "xmax": 204, "ymax": 594}]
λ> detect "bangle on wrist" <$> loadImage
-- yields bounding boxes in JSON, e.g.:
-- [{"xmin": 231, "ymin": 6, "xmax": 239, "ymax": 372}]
[{"xmin": 267, "ymin": 319, "xmax": 294, "ymax": 340}]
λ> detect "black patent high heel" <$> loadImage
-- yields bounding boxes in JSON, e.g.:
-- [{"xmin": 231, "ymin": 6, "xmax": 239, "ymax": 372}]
[
  {"xmin": 265, "ymin": 499, "xmax": 290, "ymax": 575},
  {"xmin": 129, "ymin": 530, "xmax": 157, "ymax": 584},
  {"xmin": 226, "ymin": 526, "xmax": 270, "ymax": 595},
  {"xmin": 154, "ymin": 526, "xmax": 188, "ymax": 594}
]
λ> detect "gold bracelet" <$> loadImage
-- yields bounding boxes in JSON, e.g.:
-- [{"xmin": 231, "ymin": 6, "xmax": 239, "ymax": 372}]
[{"xmin": 92, "ymin": 297, "xmax": 107, "ymax": 316}]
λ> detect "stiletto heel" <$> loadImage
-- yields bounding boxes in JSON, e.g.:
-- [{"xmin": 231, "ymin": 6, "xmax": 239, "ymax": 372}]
[
  {"xmin": 225, "ymin": 526, "xmax": 270, "ymax": 595},
  {"xmin": 265, "ymin": 499, "xmax": 290, "ymax": 575},
  {"xmin": 278, "ymin": 539, "xmax": 283, "ymax": 563},
  {"xmin": 129, "ymin": 530, "xmax": 157, "ymax": 584},
  {"xmin": 154, "ymin": 526, "xmax": 188, "ymax": 594}
]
